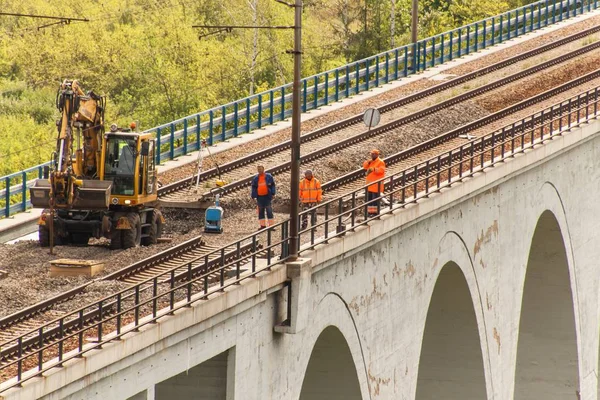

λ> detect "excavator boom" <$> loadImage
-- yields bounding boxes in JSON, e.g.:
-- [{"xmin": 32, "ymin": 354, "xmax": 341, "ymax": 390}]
[{"xmin": 30, "ymin": 80, "xmax": 112, "ymax": 210}]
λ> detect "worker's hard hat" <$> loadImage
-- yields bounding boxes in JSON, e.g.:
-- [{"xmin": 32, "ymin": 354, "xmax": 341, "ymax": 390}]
[
  {"xmin": 370, "ymin": 149, "xmax": 380, "ymax": 155},
  {"xmin": 130, "ymin": 122, "xmax": 137, "ymax": 130}
]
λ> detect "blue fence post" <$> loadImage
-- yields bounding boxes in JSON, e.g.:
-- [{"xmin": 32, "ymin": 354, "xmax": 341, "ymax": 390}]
[
  {"xmin": 385, "ymin": 53, "xmax": 389, "ymax": 83},
  {"xmin": 269, "ymin": 91, "xmax": 274, "ymax": 124},
  {"xmin": 156, "ymin": 128, "xmax": 162, "ymax": 164},
  {"xmin": 499, "ymin": 15, "xmax": 503, "ymax": 42},
  {"xmin": 412, "ymin": 43, "xmax": 417, "ymax": 73},
  {"xmin": 257, "ymin": 94, "xmax": 263, "ymax": 129},
  {"xmin": 431, "ymin": 39, "xmax": 435, "ymax": 67},
  {"xmin": 559, "ymin": 0, "xmax": 563, "ymax": 22},
  {"xmin": 246, "ymin": 98, "xmax": 251, "ymax": 134},
  {"xmin": 474, "ymin": 23, "xmax": 478, "ymax": 52},
  {"xmin": 507, "ymin": 12, "xmax": 511, "ymax": 39},
  {"xmin": 516, "ymin": 8, "xmax": 520, "ymax": 35},
  {"xmin": 355, "ymin": 62, "xmax": 359, "ymax": 94},
  {"xmin": 313, "ymin": 76, "xmax": 318, "ymax": 108},
  {"xmin": 208, "ymin": 111, "xmax": 214, "ymax": 146},
  {"xmin": 281, "ymin": 87, "xmax": 286, "ymax": 119},
  {"xmin": 303, "ymin": 80, "xmax": 308, "ymax": 111},
  {"xmin": 324, "ymin": 72, "xmax": 329, "ymax": 104},
  {"xmin": 335, "ymin": 69, "xmax": 339, "ymax": 101},
  {"xmin": 4, "ymin": 177, "xmax": 9, "ymax": 218},
  {"xmin": 545, "ymin": 0, "xmax": 549, "ymax": 26},
  {"xmin": 466, "ymin": 26, "xmax": 471, "ymax": 54},
  {"xmin": 221, "ymin": 106, "xmax": 227, "ymax": 142},
  {"xmin": 233, "ymin": 102, "xmax": 239, "ymax": 137},
  {"xmin": 21, "ymin": 171, "xmax": 27, "ymax": 212},
  {"xmin": 169, "ymin": 123, "xmax": 175, "ymax": 160},
  {"xmin": 538, "ymin": 3, "xmax": 542, "ymax": 28},
  {"xmin": 345, "ymin": 65, "xmax": 350, "ymax": 97},
  {"xmin": 196, "ymin": 115, "xmax": 201, "ymax": 150},
  {"xmin": 365, "ymin": 61, "xmax": 370, "ymax": 90},
  {"xmin": 38, "ymin": 165, "xmax": 43, "ymax": 179},
  {"xmin": 395, "ymin": 48, "xmax": 400, "ymax": 79},
  {"xmin": 422, "ymin": 41, "xmax": 427, "ymax": 70},
  {"xmin": 530, "ymin": 5, "xmax": 534, "ymax": 31},
  {"xmin": 552, "ymin": 0, "xmax": 556, "ymax": 23},
  {"xmin": 458, "ymin": 28, "xmax": 462, "ymax": 57},
  {"xmin": 482, "ymin": 20, "xmax": 486, "ymax": 49},
  {"xmin": 440, "ymin": 35, "xmax": 445, "ymax": 63},
  {"xmin": 449, "ymin": 31, "xmax": 454, "ymax": 60},
  {"xmin": 376, "ymin": 56, "xmax": 381, "ymax": 86},
  {"xmin": 183, "ymin": 119, "xmax": 188, "ymax": 155}
]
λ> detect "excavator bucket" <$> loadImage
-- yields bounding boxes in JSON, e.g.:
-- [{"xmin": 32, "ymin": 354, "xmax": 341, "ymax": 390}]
[{"xmin": 30, "ymin": 179, "xmax": 112, "ymax": 210}]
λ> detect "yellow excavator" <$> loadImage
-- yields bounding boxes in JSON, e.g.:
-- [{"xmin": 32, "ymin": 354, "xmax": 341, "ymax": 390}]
[{"xmin": 29, "ymin": 79, "xmax": 164, "ymax": 249}]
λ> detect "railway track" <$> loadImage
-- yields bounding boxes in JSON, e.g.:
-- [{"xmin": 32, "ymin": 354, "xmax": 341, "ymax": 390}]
[
  {"xmin": 0, "ymin": 235, "xmax": 260, "ymax": 366},
  {"xmin": 159, "ymin": 25, "xmax": 600, "ymax": 206},
  {"xmin": 321, "ymin": 69, "xmax": 600, "ymax": 199}
]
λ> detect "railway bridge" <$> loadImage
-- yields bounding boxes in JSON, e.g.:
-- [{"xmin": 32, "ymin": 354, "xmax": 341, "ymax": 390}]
[{"xmin": 3, "ymin": 82, "xmax": 600, "ymax": 400}]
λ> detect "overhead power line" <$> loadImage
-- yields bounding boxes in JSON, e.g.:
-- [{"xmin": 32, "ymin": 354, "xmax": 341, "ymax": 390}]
[{"xmin": 0, "ymin": 12, "xmax": 89, "ymax": 22}]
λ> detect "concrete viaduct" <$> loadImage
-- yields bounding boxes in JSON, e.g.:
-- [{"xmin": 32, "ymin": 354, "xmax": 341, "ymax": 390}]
[{"xmin": 4, "ymin": 108, "xmax": 600, "ymax": 399}]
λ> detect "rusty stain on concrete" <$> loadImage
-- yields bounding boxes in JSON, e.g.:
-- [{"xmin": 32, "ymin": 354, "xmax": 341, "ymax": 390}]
[
  {"xmin": 404, "ymin": 260, "xmax": 416, "ymax": 278},
  {"xmin": 473, "ymin": 220, "xmax": 499, "ymax": 256},
  {"xmin": 493, "ymin": 327, "xmax": 501, "ymax": 354},
  {"xmin": 348, "ymin": 278, "xmax": 386, "ymax": 315},
  {"xmin": 479, "ymin": 258, "xmax": 487, "ymax": 269},
  {"xmin": 368, "ymin": 366, "xmax": 391, "ymax": 396},
  {"xmin": 392, "ymin": 262, "xmax": 401, "ymax": 278}
]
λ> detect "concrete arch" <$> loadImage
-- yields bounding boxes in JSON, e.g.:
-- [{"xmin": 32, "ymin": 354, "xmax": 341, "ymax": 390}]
[
  {"xmin": 514, "ymin": 208, "xmax": 579, "ymax": 399},
  {"xmin": 415, "ymin": 258, "xmax": 488, "ymax": 399},
  {"xmin": 292, "ymin": 293, "xmax": 370, "ymax": 400}
]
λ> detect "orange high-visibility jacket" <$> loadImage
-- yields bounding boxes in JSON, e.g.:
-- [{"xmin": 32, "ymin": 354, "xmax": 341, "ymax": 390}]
[
  {"xmin": 363, "ymin": 157, "xmax": 385, "ymax": 193},
  {"xmin": 299, "ymin": 178, "xmax": 322, "ymax": 203}
]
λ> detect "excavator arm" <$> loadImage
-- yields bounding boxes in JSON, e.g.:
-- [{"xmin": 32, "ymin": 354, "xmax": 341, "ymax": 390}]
[{"xmin": 30, "ymin": 80, "xmax": 112, "ymax": 210}]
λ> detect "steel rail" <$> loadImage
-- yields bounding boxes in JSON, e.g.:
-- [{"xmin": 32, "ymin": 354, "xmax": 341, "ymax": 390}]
[
  {"xmin": 0, "ymin": 236, "xmax": 203, "ymax": 359},
  {"xmin": 202, "ymin": 39, "xmax": 600, "ymax": 200},
  {"xmin": 158, "ymin": 24, "xmax": 600, "ymax": 198},
  {"xmin": 322, "ymin": 70, "xmax": 600, "ymax": 194}
]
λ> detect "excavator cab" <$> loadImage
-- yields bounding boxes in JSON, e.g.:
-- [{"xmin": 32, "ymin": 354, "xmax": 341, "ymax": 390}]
[{"xmin": 99, "ymin": 128, "xmax": 158, "ymax": 206}]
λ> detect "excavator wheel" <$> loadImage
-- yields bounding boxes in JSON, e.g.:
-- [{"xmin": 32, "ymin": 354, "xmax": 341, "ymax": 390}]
[
  {"xmin": 142, "ymin": 209, "xmax": 163, "ymax": 246},
  {"xmin": 110, "ymin": 227, "xmax": 122, "ymax": 250},
  {"xmin": 122, "ymin": 212, "xmax": 141, "ymax": 249},
  {"xmin": 39, "ymin": 224, "xmax": 65, "ymax": 247},
  {"xmin": 39, "ymin": 225, "xmax": 49, "ymax": 247}
]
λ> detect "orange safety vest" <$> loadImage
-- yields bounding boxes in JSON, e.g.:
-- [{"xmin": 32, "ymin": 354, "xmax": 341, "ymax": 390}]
[
  {"xmin": 257, "ymin": 174, "xmax": 269, "ymax": 196},
  {"xmin": 363, "ymin": 157, "xmax": 385, "ymax": 193},
  {"xmin": 299, "ymin": 178, "xmax": 322, "ymax": 203}
]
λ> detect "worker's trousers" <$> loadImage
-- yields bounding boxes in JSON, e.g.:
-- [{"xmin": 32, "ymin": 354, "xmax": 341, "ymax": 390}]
[
  {"xmin": 257, "ymin": 196, "xmax": 274, "ymax": 227},
  {"xmin": 300, "ymin": 202, "xmax": 317, "ymax": 230},
  {"xmin": 366, "ymin": 191, "xmax": 380, "ymax": 216}
]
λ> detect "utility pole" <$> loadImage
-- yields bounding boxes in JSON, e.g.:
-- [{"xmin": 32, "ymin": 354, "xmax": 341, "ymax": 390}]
[
  {"xmin": 288, "ymin": 0, "xmax": 302, "ymax": 260},
  {"xmin": 412, "ymin": 0, "xmax": 418, "ymax": 71},
  {"xmin": 193, "ymin": 0, "xmax": 302, "ymax": 259}
]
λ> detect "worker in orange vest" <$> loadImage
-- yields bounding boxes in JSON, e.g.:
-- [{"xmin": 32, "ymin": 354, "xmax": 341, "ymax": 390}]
[
  {"xmin": 363, "ymin": 149, "xmax": 385, "ymax": 217},
  {"xmin": 299, "ymin": 169, "xmax": 322, "ymax": 230},
  {"xmin": 251, "ymin": 165, "xmax": 276, "ymax": 230}
]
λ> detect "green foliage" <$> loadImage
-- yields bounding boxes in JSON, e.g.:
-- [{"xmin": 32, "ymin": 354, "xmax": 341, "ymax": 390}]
[{"xmin": 0, "ymin": 0, "xmax": 541, "ymax": 176}]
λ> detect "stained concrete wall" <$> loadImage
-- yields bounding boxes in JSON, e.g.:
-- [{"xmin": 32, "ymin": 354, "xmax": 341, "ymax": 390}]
[{"xmin": 5, "ymin": 114, "xmax": 600, "ymax": 400}]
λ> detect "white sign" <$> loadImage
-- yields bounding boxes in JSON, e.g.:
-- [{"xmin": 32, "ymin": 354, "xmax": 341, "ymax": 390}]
[{"xmin": 363, "ymin": 108, "xmax": 381, "ymax": 129}]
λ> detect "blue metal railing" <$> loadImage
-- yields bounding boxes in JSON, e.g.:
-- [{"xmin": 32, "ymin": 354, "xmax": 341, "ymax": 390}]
[{"xmin": 1, "ymin": 0, "xmax": 595, "ymax": 219}]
